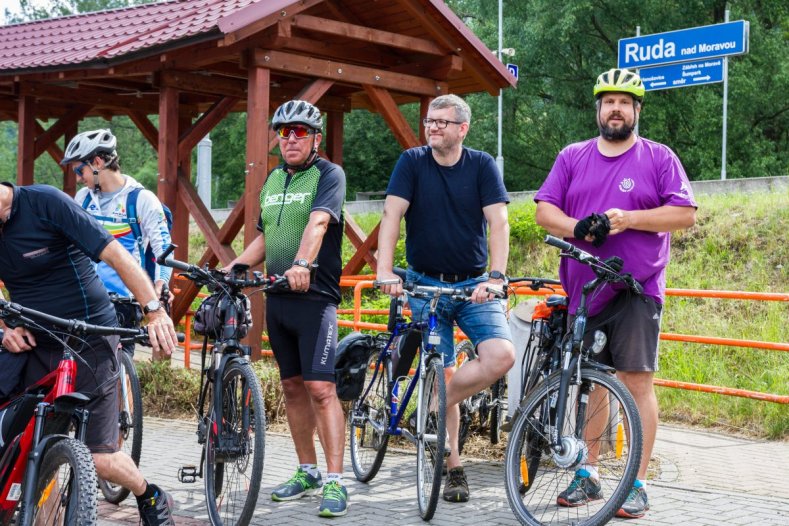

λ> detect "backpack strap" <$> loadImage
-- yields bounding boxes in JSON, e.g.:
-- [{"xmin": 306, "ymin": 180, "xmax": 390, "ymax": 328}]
[
  {"xmin": 125, "ymin": 188, "xmax": 147, "ymax": 264},
  {"xmin": 80, "ymin": 193, "xmax": 92, "ymax": 210}
]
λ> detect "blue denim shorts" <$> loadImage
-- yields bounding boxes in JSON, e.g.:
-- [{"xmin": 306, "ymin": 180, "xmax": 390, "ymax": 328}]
[{"xmin": 405, "ymin": 268, "xmax": 512, "ymax": 367}]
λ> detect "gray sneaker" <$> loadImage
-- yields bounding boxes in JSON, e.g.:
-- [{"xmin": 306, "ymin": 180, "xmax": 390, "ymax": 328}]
[
  {"xmin": 318, "ymin": 481, "xmax": 349, "ymax": 517},
  {"xmin": 556, "ymin": 471, "xmax": 603, "ymax": 507},
  {"xmin": 271, "ymin": 468, "xmax": 323, "ymax": 502},
  {"xmin": 137, "ymin": 484, "xmax": 175, "ymax": 526},
  {"xmin": 616, "ymin": 486, "xmax": 649, "ymax": 518}
]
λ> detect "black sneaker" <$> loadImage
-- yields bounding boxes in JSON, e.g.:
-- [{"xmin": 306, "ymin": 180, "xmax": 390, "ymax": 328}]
[
  {"xmin": 616, "ymin": 486, "xmax": 649, "ymax": 518},
  {"xmin": 556, "ymin": 471, "xmax": 603, "ymax": 507},
  {"xmin": 443, "ymin": 466, "xmax": 469, "ymax": 502},
  {"xmin": 137, "ymin": 484, "xmax": 175, "ymax": 526}
]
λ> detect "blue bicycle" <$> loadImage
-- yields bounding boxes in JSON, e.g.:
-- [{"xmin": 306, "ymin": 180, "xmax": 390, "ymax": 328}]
[{"xmin": 348, "ymin": 271, "xmax": 491, "ymax": 520}]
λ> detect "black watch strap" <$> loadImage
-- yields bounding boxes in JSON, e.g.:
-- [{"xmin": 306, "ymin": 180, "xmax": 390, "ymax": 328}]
[{"xmin": 489, "ymin": 270, "xmax": 506, "ymax": 281}]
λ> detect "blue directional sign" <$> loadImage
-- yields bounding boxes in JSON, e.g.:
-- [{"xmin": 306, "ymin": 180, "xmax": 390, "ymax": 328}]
[
  {"xmin": 506, "ymin": 63, "xmax": 519, "ymax": 80},
  {"xmin": 618, "ymin": 20, "xmax": 749, "ymax": 69},
  {"xmin": 639, "ymin": 59, "xmax": 724, "ymax": 91}
]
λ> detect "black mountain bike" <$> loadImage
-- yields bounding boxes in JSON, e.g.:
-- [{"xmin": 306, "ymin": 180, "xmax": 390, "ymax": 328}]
[
  {"xmin": 504, "ymin": 236, "xmax": 644, "ymax": 526},
  {"xmin": 158, "ymin": 246, "xmax": 273, "ymax": 526}
]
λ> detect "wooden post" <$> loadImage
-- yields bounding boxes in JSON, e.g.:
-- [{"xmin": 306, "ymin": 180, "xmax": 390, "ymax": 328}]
[
  {"xmin": 244, "ymin": 64, "xmax": 271, "ymax": 361},
  {"xmin": 420, "ymin": 96, "xmax": 432, "ymax": 145},
  {"xmin": 62, "ymin": 124, "xmax": 78, "ymax": 196},
  {"xmin": 175, "ymin": 113, "xmax": 192, "ymax": 271},
  {"xmin": 326, "ymin": 110, "xmax": 344, "ymax": 166},
  {"xmin": 17, "ymin": 95, "xmax": 35, "ymax": 186}
]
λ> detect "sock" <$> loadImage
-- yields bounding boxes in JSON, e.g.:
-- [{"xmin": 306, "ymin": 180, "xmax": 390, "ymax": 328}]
[
  {"xmin": 300, "ymin": 464, "xmax": 320, "ymax": 479},
  {"xmin": 326, "ymin": 473, "xmax": 343, "ymax": 485},
  {"xmin": 136, "ymin": 481, "xmax": 157, "ymax": 505},
  {"xmin": 578, "ymin": 464, "xmax": 599, "ymax": 481},
  {"xmin": 634, "ymin": 479, "xmax": 646, "ymax": 489}
]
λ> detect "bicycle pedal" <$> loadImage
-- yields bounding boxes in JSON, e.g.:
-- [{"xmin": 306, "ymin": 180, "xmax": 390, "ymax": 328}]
[{"xmin": 178, "ymin": 465, "xmax": 198, "ymax": 483}]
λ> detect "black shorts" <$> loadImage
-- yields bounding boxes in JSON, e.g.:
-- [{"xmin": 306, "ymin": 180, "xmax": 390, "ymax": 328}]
[
  {"xmin": 24, "ymin": 334, "xmax": 121, "ymax": 454},
  {"xmin": 266, "ymin": 296, "xmax": 338, "ymax": 382},
  {"xmin": 583, "ymin": 292, "xmax": 662, "ymax": 372}
]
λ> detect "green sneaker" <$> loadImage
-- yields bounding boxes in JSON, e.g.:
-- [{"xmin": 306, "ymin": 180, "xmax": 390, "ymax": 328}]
[
  {"xmin": 616, "ymin": 486, "xmax": 649, "ymax": 518},
  {"xmin": 318, "ymin": 481, "xmax": 348, "ymax": 517},
  {"xmin": 556, "ymin": 470, "xmax": 603, "ymax": 507},
  {"xmin": 271, "ymin": 468, "xmax": 323, "ymax": 502}
]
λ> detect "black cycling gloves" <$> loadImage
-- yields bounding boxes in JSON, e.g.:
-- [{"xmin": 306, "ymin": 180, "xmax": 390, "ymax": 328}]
[{"xmin": 574, "ymin": 213, "xmax": 611, "ymax": 247}]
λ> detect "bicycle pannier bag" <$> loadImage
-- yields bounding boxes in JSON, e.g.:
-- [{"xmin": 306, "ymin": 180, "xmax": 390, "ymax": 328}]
[{"xmin": 334, "ymin": 332, "xmax": 376, "ymax": 401}]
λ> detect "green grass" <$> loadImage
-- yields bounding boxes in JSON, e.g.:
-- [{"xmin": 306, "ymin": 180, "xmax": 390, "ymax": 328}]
[{"xmin": 341, "ymin": 190, "xmax": 789, "ymax": 438}]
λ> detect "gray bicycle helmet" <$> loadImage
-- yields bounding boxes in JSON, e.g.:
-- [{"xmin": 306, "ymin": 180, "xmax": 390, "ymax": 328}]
[
  {"xmin": 271, "ymin": 100, "xmax": 323, "ymax": 131},
  {"xmin": 60, "ymin": 129, "xmax": 117, "ymax": 165}
]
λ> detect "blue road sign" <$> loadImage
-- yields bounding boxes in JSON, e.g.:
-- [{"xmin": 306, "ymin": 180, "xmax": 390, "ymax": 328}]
[
  {"xmin": 506, "ymin": 63, "xmax": 519, "ymax": 80},
  {"xmin": 639, "ymin": 59, "xmax": 724, "ymax": 91},
  {"xmin": 618, "ymin": 20, "xmax": 748, "ymax": 69}
]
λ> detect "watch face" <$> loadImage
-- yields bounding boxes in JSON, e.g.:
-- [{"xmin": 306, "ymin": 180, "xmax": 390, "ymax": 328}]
[
  {"xmin": 295, "ymin": 259, "xmax": 309, "ymax": 268},
  {"xmin": 145, "ymin": 300, "xmax": 161, "ymax": 313}
]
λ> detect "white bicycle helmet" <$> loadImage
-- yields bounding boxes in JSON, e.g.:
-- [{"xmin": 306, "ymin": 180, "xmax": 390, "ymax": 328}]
[
  {"xmin": 271, "ymin": 100, "xmax": 323, "ymax": 131},
  {"xmin": 60, "ymin": 129, "xmax": 117, "ymax": 165}
]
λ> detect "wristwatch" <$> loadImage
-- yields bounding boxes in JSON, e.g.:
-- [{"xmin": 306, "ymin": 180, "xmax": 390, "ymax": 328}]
[
  {"xmin": 293, "ymin": 259, "xmax": 310, "ymax": 269},
  {"xmin": 143, "ymin": 300, "xmax": 163, "ymax": 315},
  {"xmin": 489, "ymin": 270, "xmax": 506, "ymax": 281}
]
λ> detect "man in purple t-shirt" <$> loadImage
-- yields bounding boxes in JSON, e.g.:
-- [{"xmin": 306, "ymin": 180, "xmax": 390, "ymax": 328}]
[{"xmin": 535, "ymin": 68, "xmax": 696, "ymax": 519}]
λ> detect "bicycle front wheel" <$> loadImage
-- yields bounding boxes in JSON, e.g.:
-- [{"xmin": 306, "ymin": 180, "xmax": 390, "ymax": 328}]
[
  {"xmin": 204, "ymin": 361, "xmax": 266, "ymax": 526},
  {"xmin": 504, "ymin": 368, "xmax": 642, "ymax": 526},
  {"xmin": 488, "ymin": 377, "xmax": 504, "ymax": 445},
  {"xmin": 349, "ymin": 352, "xmax": 391, "ymax": 482},
  {"xmin": 415, "ymin": 355, "xmax": 446, "ymax": 521},
  {"xmin": 99, "ymin": 350, "xmax": 143, "ymax": 504},
  {"xmin": 28, "ymin": 438, "xmax": 98, "ymax": 525}
]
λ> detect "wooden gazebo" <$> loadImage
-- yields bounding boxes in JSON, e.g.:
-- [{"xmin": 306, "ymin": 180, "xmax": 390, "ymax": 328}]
[{"xmin": 0, "ymin": 0, "xmax": 515, "ymax": 357}]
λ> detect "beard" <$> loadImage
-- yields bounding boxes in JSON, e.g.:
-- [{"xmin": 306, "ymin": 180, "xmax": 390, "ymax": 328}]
[{"xmin": 598, "ymin": 113, "xmax": 637, "ymax": 141}]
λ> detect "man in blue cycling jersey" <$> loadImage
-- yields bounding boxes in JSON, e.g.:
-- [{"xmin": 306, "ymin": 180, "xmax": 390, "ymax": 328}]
[
  {"xmin": 0, "ymin": 180, "xmax": 178, "ymax": 526},
  {"xmin": 377, "ymin": 94, "xmax": 515, "ymax": 503},
  {"xmin": 63, "ymin": 129, "xmax": 173, "ymax": 359}
]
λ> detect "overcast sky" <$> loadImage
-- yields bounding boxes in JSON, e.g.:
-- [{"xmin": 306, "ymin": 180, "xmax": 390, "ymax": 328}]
[{"xmin": 1, "ymin": 0, "xmax": 52, "ymax": 25}]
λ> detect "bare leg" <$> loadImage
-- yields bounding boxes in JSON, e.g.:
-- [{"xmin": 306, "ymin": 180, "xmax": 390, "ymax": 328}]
[
  {"xmin": 281, "ymin": 376, "xmax": 318, "ymax": 465},
  {"xmin": 617, "ymin": 371, "xmax": 657, "ymax": 480},
  {"xmin": 93, "ymin": 451, "xmax": 146, "ymax": 495},
  {"xmin": 304, "ymin": 380, "xmax": 346, "ymax": 473}
]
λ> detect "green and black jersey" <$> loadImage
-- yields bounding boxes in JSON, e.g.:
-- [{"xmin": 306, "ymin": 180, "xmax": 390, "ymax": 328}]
[{"xmin": 257, "ymin": 157, "xmax": 346, "ymax": 304}]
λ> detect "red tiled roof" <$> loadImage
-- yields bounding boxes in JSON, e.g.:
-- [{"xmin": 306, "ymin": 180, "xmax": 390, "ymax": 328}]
[{"xmin": 0, "ymin": 0, "xmax": 257, "ymax": 72}]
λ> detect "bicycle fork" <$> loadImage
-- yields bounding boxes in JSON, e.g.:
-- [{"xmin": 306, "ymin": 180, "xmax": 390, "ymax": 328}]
[{"xmin": 547, "ymin": 350, "xmax": 591, "ymax": 469}]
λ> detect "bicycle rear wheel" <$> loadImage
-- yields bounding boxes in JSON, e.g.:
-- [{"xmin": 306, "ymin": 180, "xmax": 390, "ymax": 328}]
[
  {"xmin": 415, "ymin": 355, "xmax": 446, "ymax": 521},
  {"xmin": 28, "ymin": 438, "xmax": 98, "ymax": 525},
  {"xmin": 488, "ymin": 377, "xmax": 504, "ymax": 444},
  {"xmin": 504, "ymin": 368, "xmax": 642, "ymax": 526},
  {"xmin": 204, "ymin": 361, "xmax": 265, "ymax": 526},
  {"xmin": 99, "ymin": 350, "xmax": 142, "ymax": 504},
  {"xmin": 349, "ymin": 351, "xmax": 391, "ymax": 482}
]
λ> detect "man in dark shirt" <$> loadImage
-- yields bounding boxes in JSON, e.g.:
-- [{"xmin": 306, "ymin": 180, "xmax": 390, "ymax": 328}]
[
  {"xmin": 0, "ymin": 182, "xmax": 178, "ymax": 526},
  {"xmin": 377, "ymin": 94, "xmax": 515, "ymax": 503}
]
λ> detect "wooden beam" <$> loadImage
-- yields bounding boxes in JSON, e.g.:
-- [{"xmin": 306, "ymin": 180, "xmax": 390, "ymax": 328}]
[
  {"xmin": 128, "ymin": 112, "xmax": 159, "ymax": 150},
  {"xmin": 420, "ymin": 96, "xmax": 432, "ymax": 145},
  {"xmin": 218, "ymin": 0, "xmax": 325, "ymax": 46},
  {"xmin": 326, "ymin": 110, "xmax": 344, "ymax": 166},
  {"xmin": 253, "ymin": 49, "xmax": 447, "ymax": 97},
  {"xmin": 177, "ymin": 171, "xmax": 236, "ymax": 263},
  {"xmin": 156, "ymin": 70, "xmax": 247, "ymax": 99},
  {"xmin": 263, "ymin": 33, "xmax": 401, "ymax": 69},
  {"xmin": 362, "ymin": 84, "xmax": 420, "ymax": 149},
  {"xmin": 18, "ymin": 82, "xmax": 159, "ymax": 114},
  {"xmin": 17, "ymin": 95, "xmax": 35, "ymax": 185},
  {"xmin": 63, "ymin": 124, "xmax": 77, "ymax": 196},
  {"xmin": 31, "ymin": 119, "xmax": 66, "ymax": 169},
  {"xmin": 388, "ymin": 55, "xmax": 464, "ymax": 80},
  {"xmin": 343, "ymin": 222, "xmax": 380, "ymax": 275},
  {"xmin": 395, "ymin": 0, "xmax": 501, "ymax": 95},
  {"xmin": 291, "ymin": 14, "xmax": 445, "ymax": 56},
  {"xmin": 178, "ymin": 97, "xmax": 239, "ymax": 161},
  {"xmin": 33, "ymin": 104, "xmax": 91, "ymax": 158}
]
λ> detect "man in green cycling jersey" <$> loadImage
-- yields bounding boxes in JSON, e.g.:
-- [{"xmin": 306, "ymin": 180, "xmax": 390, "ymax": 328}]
[{"xmin": 229, "ymin": 100, "xmax": 348, "ymax": 517}]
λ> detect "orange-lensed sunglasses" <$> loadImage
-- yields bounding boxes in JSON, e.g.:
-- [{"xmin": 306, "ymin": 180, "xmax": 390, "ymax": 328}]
[{"xmin": 276, "ymin": 126, "xmax": 314, "ymax": 139}]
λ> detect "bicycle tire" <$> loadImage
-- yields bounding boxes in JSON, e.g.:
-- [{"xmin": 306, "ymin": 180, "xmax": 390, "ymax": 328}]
[
  {"xmin": 349, "ymin": 351, "xmax": 391, "ymax": 483},
  {"xmin": 415, "ymin": 355, "xmax": 446, "ymax": 521},
  {"xmin": 99, "ymin": 351, "xmax": 143, "ymax": 504},
  {"xmin": 488, "ymin": 377, "xmax": 504, "ymax": 445},
  {"xmin": 504, "ymin": 368, "xmax": 642, "ymax": 526},
  {"xmin": 26, "ymin": 438, "xmax": 98, "ymax": 525},
  {"xmin": 204, "ymin": 361, "xmax": 266, "ymax": 526}
]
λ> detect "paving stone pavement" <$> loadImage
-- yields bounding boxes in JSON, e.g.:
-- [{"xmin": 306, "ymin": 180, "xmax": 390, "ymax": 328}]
[{"xmin": 96, "ymin": 417, "xmax": 789, "ymax": 525}]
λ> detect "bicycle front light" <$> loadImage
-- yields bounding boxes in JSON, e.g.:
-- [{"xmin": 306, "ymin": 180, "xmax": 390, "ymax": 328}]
[{"xmin": 590, "ymin": 330, "xmax": 607, "ymax": 354}]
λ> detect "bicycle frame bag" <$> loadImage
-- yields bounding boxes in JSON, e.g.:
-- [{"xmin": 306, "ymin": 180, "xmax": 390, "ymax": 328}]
[
  {"xmin": 391, "ymin": 329, "xmax": 421, "ymax": 382},
  {"xmin": 193, "ymin": 293, "xmax": 251, "ymax": 339},
  {"xmin": 334, "ymin": 332, "xmax": 376, "ymax": 401}
]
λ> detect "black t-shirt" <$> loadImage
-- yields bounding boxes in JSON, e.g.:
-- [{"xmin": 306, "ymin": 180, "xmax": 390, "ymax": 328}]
[
  {"xmin": 386, "ymin": 146, "xmax": 509, "ymax": 274},
  {"xmin": 0, "ymin": 183, "xmax": 117, "ymax": 338},
  {"xmin": 256, "ymin": 158, "xmax": 346, "ymax": 304}
]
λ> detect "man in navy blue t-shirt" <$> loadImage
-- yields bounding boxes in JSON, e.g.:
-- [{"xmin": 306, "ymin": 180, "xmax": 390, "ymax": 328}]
[
  {"xmin": 0, "ymin": 182, "xmax": 178, "ymax": 525},
  {"xmin": 377, "ymin": 94, "xmax": 515, "ymax": 503}
]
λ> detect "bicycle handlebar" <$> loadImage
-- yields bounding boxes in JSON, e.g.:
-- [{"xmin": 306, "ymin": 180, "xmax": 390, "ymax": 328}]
[
  {"xmin": 508, "ymin": 276, "xmax": 562, "ymax": 291},
  {"xmin": 373, "ymin": 280, "xmax": 506, "ymax": 300},
  {"xmin": 544, "ymin": 235, "xmax": 643, "ymax": 295}
]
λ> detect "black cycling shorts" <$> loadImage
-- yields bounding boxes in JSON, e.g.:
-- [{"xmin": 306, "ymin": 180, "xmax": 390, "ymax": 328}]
[
  {"xmin": 266, "ymin": 296, "xmax": 338, "ymax": 382},
  {"xmin": 114, "ymin": 301, "xmax": 142, "ymax": 356},
  {"xmin": 24, "ymin": 334, "xmax": 121, "ymax": 454},
  {"xmin": 583, "ymin": 292, "xmax": 662, "ymax": 372}
]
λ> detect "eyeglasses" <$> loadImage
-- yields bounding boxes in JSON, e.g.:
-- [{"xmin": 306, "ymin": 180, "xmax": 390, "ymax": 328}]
[
  {"xmin": 73, "ymin": 161, "xmax": 90, "ymax": 175},
  {"xmin": 423, "ymin": 118, "xmax": 463, "ymax": 129},
  {"xmin": 276, "ymin": 126, "xmax": 315, "ymax": 139}
]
